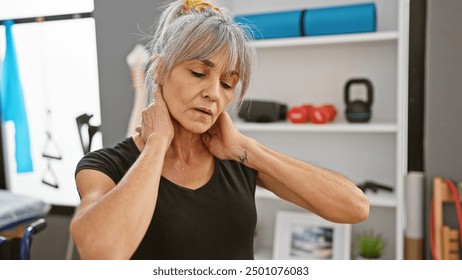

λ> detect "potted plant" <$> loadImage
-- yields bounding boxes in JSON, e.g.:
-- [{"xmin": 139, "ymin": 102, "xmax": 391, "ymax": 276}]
[{"xmin": 355, "ymin": 231, "xmax": 385, "ymax": 259}]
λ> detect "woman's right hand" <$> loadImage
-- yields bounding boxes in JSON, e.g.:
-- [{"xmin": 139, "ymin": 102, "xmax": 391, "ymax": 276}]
[{"xmin": 136, "ymin": 86, "xmax": 174, "ymax": 149}]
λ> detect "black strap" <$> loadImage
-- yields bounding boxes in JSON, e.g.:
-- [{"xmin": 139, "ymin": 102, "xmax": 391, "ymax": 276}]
[{"xmin": 300, "ymin": 9, "xmax": 307, "ymax": 36}]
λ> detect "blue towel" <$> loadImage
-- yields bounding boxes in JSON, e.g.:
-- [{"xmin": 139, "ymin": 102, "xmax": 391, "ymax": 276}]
[{"xmin": 1, "ymin": 20, "xmax": 33, "ymax": 173}]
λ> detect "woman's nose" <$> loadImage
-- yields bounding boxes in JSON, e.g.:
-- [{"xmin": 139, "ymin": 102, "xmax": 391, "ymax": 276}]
[{"xmin": 202, "ymin": 81, "xmax": 220, "ymax": 101}]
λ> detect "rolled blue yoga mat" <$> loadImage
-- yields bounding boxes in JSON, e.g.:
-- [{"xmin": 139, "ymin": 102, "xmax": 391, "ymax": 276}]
[
  {"xmin": 234, "ymin": 2, "xmax": 376, "ymax": 40},
  {"xmin": 234, "ymin": 10, "xmax": 303, "ymax": 40},
  {"xmin": 304, "ymin": 3, "xmax": 376, "ymax": 36}
]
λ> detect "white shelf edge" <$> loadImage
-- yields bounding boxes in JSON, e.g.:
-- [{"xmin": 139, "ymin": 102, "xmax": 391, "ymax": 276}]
[
  {"xmin": 236, "ymin": 121, "xmax": 398, "ymax": 133},
  {"xmin": 251, "ymin": 31, "xmax": 399, "ymax": 48},
  {"xmin": 256, "ymin": 187, "xmax": 396, "ymax": 208}
]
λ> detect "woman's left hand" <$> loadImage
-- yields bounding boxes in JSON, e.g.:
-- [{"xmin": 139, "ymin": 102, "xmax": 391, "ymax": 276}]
[{"xmin": 202, "ymin": 112, "xmax": 247, "ymax": 161}]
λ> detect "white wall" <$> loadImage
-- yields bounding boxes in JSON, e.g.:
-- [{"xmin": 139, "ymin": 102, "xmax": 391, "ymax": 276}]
[{"xmin": 0, "ymin": 1, "xmax": 101, "ymax": 206}]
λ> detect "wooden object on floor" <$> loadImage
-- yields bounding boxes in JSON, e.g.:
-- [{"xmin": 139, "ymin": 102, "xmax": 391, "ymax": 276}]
[
  {"xmin": 442, "ymin": 226, "xmax": 459, "ymax": 260},
  {"xmin": 433, "ymin": 177, "xmax": 461, "ymax": 259}
]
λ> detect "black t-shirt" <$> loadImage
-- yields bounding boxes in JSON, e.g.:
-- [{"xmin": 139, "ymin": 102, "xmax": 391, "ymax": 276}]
[{"xmin": 75, "ymin": 137, "xmax": 257, "ymax": 260}]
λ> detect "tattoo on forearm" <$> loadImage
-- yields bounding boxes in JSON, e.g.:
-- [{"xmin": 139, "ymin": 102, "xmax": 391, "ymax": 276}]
[{"xmin": 239, "ymin": 151, "xmax": 248, "ymax": 164}]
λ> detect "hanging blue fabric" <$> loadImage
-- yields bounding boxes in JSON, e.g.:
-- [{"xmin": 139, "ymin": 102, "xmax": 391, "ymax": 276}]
[{"xmin": 1, "ymin": 20, "xmax": 33, "ymax": 173}]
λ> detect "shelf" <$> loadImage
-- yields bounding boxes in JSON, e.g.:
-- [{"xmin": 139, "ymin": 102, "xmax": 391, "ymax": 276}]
[
  {"xmin": 251, "ymin": 31, "xmax": 399, "ymax": 49},
  {"xmin": 256, "ymin": 187, "xmax": 396, "ymax": 208},
  {"xmin": 236, "ymin": 121, "xmax": 398, "ymax": 133},
  {"xmin": 235, "ymin": 0, "xmax": 408, "ymax": 261}
]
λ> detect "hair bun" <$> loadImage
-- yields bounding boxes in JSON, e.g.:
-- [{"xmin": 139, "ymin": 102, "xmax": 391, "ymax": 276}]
[{"xmin": 181, "ymin": 0, "xmax": 221, "ymax": 14}]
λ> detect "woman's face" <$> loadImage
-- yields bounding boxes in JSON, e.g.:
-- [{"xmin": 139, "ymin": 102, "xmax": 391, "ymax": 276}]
[{"xmin": 160, "ymin": 52, "xmax": 239, "ymax": 134}]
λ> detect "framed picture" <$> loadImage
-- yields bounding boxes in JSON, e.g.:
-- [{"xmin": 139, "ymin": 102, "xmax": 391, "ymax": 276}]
[{"xmin": 273, "ymin": 211, "xmax": 351, "ymax": 260}]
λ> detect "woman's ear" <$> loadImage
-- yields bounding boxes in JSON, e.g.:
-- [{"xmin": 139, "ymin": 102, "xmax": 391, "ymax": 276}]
[{"xmin": 152, "ymin": 55, "xmax": 165, "ymax": 85}]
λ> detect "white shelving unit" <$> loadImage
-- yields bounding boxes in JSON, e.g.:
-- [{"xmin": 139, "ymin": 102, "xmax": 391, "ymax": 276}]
[
  {"xmin": 256, "ymin": 185, "xmax": 397, "ymax": 208},
  {"xmin": 228, "ymin": 0, "xmax": 409, "ymax": 260},
  {"xmin": 251, "ymin": 31, "xmax": 399, "ymax": 48},
  {"xmin": 236, "ymin": 121, "xmax": 398, "ymax": 133}
]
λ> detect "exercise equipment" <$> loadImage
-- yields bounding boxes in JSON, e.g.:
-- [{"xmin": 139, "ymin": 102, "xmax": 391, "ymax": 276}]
[
  {"xmin": 0, "ymin": 190, "xmax": 50, "ymax": 259},
  {"xmin": 404, "ymin": 171, "xmax": 425, "ymax": 259},
  {"xmin": 1, "ymin": 20, "xmax": 33, "ymax": 172},
  {"xmin": 287, "ymin": 104, "xmax": 336, "ymax": 124},
  {"xmin": 287, "ymin": 105, "xmax": 310, "ymax": 123},
  {"xmin": 430, "ymin": 177, "xmax": 462, "ymax": 260},
  {"xmin": 357, "ymin": 181, "xmax": 393, "ymax": 193},
  {"xmin": 238, "ymin": 99, "xmax": 287, "ymax": 123},
  {"xmin": 233, "ymin": 3, "xmax": 376, "ymax": 40},
  {"xmin": 76, "ymin": 113, "xmax": 100, "ymax": 155},
  {"xmin": 41, "ymin": 109, "xmax": 63, "ymax": 189},
  {"xmin": 344, "ymin": 78, "xmax": 373, "ymax": 123},
  {"xmin": 309, "ymin": 104, "xmax": 336, "ymax": 124}
]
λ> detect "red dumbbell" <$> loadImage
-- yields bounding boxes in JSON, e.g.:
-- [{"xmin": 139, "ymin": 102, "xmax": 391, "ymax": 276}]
[
  {"xmin": 302, "ymin": 104, "xmax": 314, "ymax": 118},
  {"xmin": 287, "ymin": 106, "xmax": 310, "ymax": 123},
  {"xmin": 288, "ymin": 104, "xmax": 337, "ymax": 124},
  {"xmin": 308, "ymin": 104, "xmax": 337, "ymax": 124},
  {"xmin": 323, "ymin": 104, "xmax": 337, "ymax": 121},
  {"xmin": 309, "ymin": 106, "xmax": 329, "ymax": 124}
]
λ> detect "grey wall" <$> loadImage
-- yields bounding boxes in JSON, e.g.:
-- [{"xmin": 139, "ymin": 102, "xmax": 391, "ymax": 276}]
[
  {"xmin": 93, "ymin": 0, "xmax": 164, "ymax": 146},
  {"xmin": 424, "ymin": 0, "xmax": 462, "ymax": 259}
]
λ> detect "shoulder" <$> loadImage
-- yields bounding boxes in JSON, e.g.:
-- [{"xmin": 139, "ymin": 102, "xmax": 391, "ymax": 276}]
[
  {"xmin": 218, "ymin": 159, "xmax": 257, "ymax": 182},
  {"xmin": 213, "ymin": 159, "xmax": 257, "ymax": 198},
  {"xmin": 75, "ymin": 137, "xmax": 140, "ymax": 184}
]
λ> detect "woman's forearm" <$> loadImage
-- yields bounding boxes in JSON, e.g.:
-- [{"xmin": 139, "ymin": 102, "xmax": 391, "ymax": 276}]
[
  {"xmin": 239, "ymin": 137, "xmax": 369, "ymax": 223},
  {"xmin": 71, "ymin": 135, "xmax": 169, "ymax": 259}
]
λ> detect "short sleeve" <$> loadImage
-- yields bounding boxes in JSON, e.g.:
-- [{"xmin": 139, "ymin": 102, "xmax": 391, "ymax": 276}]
[{"xmin": 75, "ymin": 137, "xmax": 140, "ymax": 184}]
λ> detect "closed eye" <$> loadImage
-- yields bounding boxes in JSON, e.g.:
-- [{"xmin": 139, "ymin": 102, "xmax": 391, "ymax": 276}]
[
  {"xmin": 221, "ymin": 82, "xmax": 232, "ymax": 90},
  {"xmin": 191, "ymin": 71, "xmax": 205, "ymax": 78}
]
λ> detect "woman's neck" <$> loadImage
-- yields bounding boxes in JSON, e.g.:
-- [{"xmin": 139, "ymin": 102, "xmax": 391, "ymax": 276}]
[{"xmin": 166, "ymin": 122, "xmax": 211, "ymax": 164}]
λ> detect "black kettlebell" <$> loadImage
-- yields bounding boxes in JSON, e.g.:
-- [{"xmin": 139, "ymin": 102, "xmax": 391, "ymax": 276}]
[{"xmin": 344, "ymin": 78, "xmax": 373, "ymax": 123}]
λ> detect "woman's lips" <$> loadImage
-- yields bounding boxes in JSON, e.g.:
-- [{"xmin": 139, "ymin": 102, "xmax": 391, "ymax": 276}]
[{"xmin": 194, "ymin": 107, "xmax": 213, "ymax": 116}]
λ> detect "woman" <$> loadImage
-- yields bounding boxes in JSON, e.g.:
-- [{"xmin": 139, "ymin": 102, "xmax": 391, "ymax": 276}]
[{"xmin": 70, "ymin": 0, "xmax": 369, "ymax": 260}]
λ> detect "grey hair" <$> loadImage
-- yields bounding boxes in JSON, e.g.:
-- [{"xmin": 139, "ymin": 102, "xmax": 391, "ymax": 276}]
[{"xmin": 145, "ymin": 0, "xmax": 256, "ymax": 108}]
